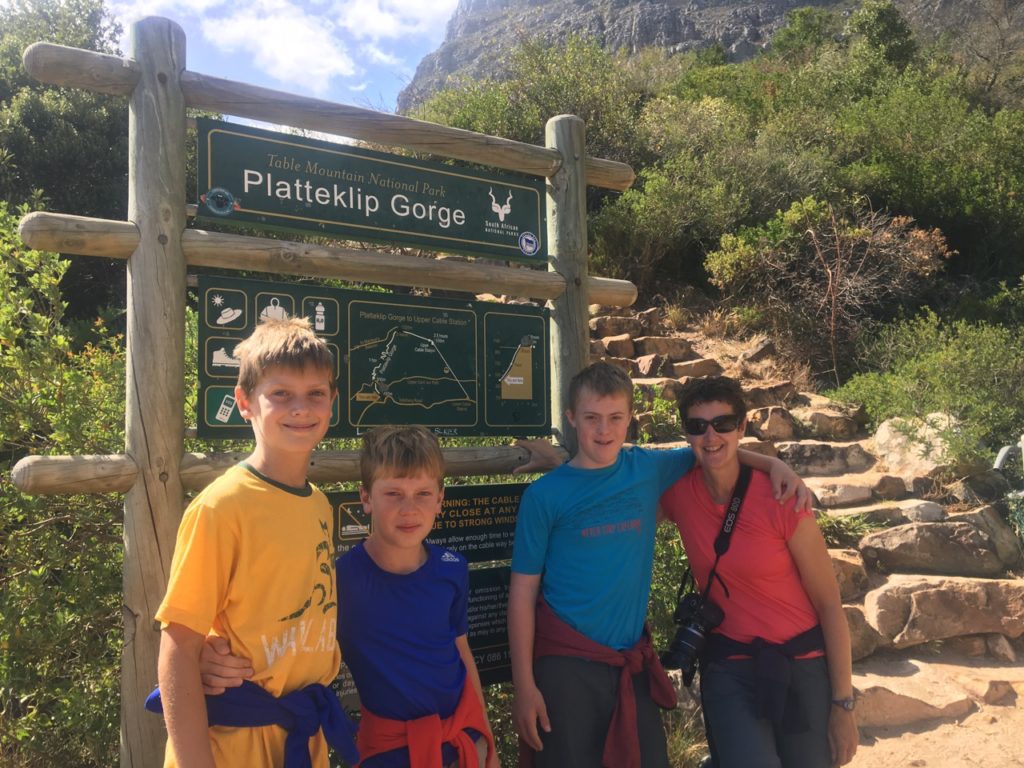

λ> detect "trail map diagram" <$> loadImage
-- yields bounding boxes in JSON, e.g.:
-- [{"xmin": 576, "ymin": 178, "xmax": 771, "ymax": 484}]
[
  {"xmin": 348, "ymin": 302, "xmax": 478, "ymax": 430},
  {"xmin": 197, "ymin": 275, "xmax": 549, "ymax": 438},
  {"xmin": 497, "ymin": 338, "xmax": 535, "ymax": 400},
  {"xmin": 484, "ymin": 313, "xmax": 546, "ymax": 428}
]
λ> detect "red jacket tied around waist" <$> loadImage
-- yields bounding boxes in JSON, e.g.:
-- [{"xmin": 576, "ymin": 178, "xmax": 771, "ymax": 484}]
[{"xmin": 519, "ymin": 597, "xmax": 677, "ymax": 768}]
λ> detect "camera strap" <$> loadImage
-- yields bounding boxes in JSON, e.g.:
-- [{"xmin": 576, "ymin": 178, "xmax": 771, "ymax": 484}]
[{"xmin": 700, "ymin": 464, "xmax": 753, "ymax": 602}]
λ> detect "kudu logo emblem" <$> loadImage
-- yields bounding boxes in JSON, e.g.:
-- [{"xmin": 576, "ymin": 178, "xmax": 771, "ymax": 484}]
[{"xmin": 488, "ymin": 187, "xmax": 513, "ymax": 222}]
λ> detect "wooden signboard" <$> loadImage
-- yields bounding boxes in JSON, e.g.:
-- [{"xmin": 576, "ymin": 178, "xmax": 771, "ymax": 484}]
[{"xmin": 197, "ymin": 118, "xmax": 547, "ymax": 263}]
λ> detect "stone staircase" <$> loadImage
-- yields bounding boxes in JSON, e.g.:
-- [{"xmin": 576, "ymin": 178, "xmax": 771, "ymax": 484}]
[{"xmin": 587, "ymin": 306, "xmax": 1024, "ymax": 754}]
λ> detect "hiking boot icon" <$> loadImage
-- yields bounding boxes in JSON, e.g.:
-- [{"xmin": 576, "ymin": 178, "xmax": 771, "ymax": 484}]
[{"xmin": 212, "ymin": 347, "xmax": 240, "ymax": 368}]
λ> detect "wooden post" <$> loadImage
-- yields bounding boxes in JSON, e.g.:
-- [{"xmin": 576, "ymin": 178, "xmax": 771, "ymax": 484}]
[
  {"xmin": 546, "ymin": 115, "xmax": 589, "ymax": 454},
  {"xmin": 121, "ymin": 17, "xmax": 186, "ymax": 767}
]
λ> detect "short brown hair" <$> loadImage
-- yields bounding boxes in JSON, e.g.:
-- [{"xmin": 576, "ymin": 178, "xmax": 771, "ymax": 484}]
[
  {"xmin": 233, "ymin": 317, "xmax": 336, "ymax": 395},
  {"xmin": 567, "ymin": 361, "xmax": 634, "ymax": 412},
  {"xmin": 360, "ymin": 426, "xmax": 445, "ymax": 490},
  {"xmin": 676, "ymin": 376, "xmax": 748, "ymax": 422}
]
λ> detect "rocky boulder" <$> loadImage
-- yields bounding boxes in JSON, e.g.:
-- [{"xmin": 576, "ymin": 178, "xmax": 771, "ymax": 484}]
[
  {"xmin": 600, "ymin": 333, "xmax": 634, "ymax": 358},
  {"xmin": 845, "ymin": 605, "xmax": 884, "ymax": 661},
  {"xmin": 947, "ymin": 504, "xmax": 1024, "ymax": 569},
  {"xmin": 632, "ymin": 377, "xmax": 683, "ymax": 404},
  {"xmin": 589, "ymin": 315, "xmax": 646, "ymax": 337},
  {"xmin": 672, "ymin": 358, "xmax": 723, "ymax": 378},
  {"xmin": 790, "ymin": 393, "xmax": 867, "ymax": 440},
  {"xmin": 872, "ymin": 413, "xmax": 956, "ymax": 479},
  {"xmin": 747, "ymin": 406, "xmax": 796, "ymax": 441},
  {"xmin": 859, "ymin": 521, "xmax": 1007, "ymax": 578},
  {"xmin": 633, "ymin": 336, "xmax": 692, "ymax": 361},
  {"xmin": 863, "ymin": 575, "xmax": 1024, "ymax": 648},
  {"xmin": 775, "ymin": 440, "xmax": 875, "ymax": 476},
  {"xmin": 635, "ymin": 353, "xmax": 671, "ymax": 377},
  {"xmin": 831, "ymin": 549, "xmax": 870, "ymax": 601},
  {"xmin": 744, "ymin": 380, "xmax": 797, "ymax": 409},
  {"xmin": 946, "ymin": 469, "xmax": 1012, "ymax": 505}
]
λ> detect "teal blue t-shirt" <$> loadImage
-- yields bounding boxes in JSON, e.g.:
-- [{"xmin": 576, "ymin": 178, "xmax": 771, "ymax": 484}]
[{"xmin": 511, "ymin": 446, "xmax": 695, "ymax": 650}]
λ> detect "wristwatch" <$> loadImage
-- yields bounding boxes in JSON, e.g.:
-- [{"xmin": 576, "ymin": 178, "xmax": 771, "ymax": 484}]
[{"xmin": 831, "ymin": 696, "xmax": 856, "ymax": 712}]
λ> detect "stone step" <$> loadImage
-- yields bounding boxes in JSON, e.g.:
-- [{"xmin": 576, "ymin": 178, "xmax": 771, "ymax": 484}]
[
  {"xmin": 806, "ymin": 470, "xmax": 919, "ymax": 508},
  {"xmin": 853, "ymin": 653, "xmax": 1023, "ymax": 731},
  {"xmin": 775, "ymin": 440, "xmax": 877, "ymax": 477},
  {"xmin": 821, "ymin": 496, "xmax": 946, "ymax": 522},
  {"xmin": 858, "ymin": 508, "xmax": 1024, "ymax": 577}
]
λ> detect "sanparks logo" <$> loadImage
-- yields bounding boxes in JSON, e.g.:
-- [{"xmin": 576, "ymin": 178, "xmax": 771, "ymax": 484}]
[{"xmin": 196, "ymin": 118, "xmax": 547, "ymax": 263}]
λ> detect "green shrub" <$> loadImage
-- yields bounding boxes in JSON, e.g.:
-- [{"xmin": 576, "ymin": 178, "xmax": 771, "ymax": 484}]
[
  {"xmin": 706, "ymin": 196, "xmax": 950, "ymax": 383},
  {"xmin": 1, "ymin": 201, "xmax": 124, "ymax": 766},
  {"xmin": 831, "ymin": 311, "xmax": 1024, "ymax": 470}
]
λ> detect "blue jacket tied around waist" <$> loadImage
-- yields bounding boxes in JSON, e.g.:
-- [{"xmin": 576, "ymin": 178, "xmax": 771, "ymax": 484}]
[{"xmin": 145, "ymin": 680, "xmax": 359, "ymax": 767}]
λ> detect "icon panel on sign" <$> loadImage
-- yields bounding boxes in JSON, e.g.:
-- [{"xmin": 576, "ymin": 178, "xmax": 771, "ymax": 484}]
[
  {"xmin": 204, "ymin": 386, "xmax": 249, "ymax": 428},
  {"xmin": 303, "ymin": 296, "xmax": 339, "ymax": 336},
  {"xmin": 205, "ymin": 337, "xmax": 243, "ymax": 379},
  {"xmin": 256, "ymin": 293, "xmax": 293, "ymax": 322},
  {"xmin": 204, "ymin": 288, "xmax": 247, "ymax": 330}
]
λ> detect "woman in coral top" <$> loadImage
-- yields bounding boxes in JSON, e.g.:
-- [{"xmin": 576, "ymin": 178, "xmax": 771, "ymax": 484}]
[{"xmin": 660, "ymin": 376, "xmax": 858, "ymax": 768}]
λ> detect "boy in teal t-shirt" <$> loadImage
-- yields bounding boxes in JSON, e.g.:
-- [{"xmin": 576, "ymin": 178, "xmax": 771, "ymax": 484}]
[{"xmin": 509, "ymin": 361, "xmax": 808, "ymax": 767}]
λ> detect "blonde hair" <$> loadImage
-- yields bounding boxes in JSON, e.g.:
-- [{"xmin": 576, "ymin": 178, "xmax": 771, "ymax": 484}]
[
  {"xmin": 360, "ymin": 426, "xmax": 445, "ymax": 490},
  {"xmin": 233, "ymin": 317, "xmax": 336, "ymax": 395}
]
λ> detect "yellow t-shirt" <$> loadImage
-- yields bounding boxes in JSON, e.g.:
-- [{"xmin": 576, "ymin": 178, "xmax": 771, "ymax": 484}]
[{"xmin": 156, "ymin": 463, "xmax": 341, "ymax": 767}]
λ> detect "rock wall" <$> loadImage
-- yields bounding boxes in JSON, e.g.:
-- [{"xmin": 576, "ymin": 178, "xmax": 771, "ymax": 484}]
[{"xmin": 398, "ymin": 0, "xmax": 981, "ymax": 112}]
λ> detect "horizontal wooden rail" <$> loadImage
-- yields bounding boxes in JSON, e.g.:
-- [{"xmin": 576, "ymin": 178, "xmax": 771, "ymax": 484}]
[
  {"xmin": 11, "ymin": 445, "xmax": 567, "ymax": 495},
  {"xmin": 19, "ymin": 212, "xmax": 638, "ymax": 306},
  {"xmin": 22, "ymin": 43, "xmax": 635, "ymax": 191},
  {"xmin": 23, "ymin": 42, "xmax": 140, "ymax": 96}
]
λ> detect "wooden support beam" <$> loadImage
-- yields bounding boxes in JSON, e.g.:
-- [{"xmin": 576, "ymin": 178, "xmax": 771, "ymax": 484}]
[
  {"xmin": 19, "ymin": 43, "xmax": 635, "ymax": 191},
  {"xmin": 18, "ymin": 211, "xmax": 637, "ymax": 307},
  {"xmin": 11, "ymin": 445, "xmax": 567, "ymax": 496},
  {"xmin": 546, "ymin": 115, "xmax": 590, "ymax": 454},
  {"xmin": 121, "ymin": 18, "xmax": 186, "ymax": 766},
  {"xmin": 22, "ymin": 42, "xmax": 140, "ymax": 96},
  {"xmin": 180, "ymin": 71, "xmax": 633, "ymax": 190}
]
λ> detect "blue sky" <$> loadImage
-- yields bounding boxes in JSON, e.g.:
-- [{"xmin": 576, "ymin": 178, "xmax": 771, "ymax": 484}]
[{"xmin": 106, "ymin": 0, "xmax": 460, "ymax": 113}]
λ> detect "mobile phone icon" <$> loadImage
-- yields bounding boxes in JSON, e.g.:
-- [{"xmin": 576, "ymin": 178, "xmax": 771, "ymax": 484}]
[{"xmin": 215, "ymin": 394, "xmax": 237, "ymax": 423}]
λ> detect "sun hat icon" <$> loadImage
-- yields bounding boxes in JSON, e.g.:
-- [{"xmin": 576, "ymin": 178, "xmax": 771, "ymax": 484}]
[{"xmin": 215, "ymin": 306, "xmax": 243, "ymax": 325}]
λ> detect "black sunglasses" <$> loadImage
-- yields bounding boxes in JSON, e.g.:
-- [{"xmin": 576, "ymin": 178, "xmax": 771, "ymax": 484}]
[{"xmin": 684, "ymin": 414, "xmax": 742, "ymax": 435}]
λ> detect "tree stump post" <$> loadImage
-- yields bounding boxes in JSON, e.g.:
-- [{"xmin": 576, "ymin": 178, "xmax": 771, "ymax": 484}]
[
  {"xmin": 546, "ymin": 115, "xmax": 589, "ymax": 454},
  {"xmin": 121, "ymin": 17, "xmax": 187, "ymax": 767}
]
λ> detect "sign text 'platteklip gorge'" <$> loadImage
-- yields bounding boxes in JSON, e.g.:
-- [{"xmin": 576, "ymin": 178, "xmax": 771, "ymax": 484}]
[{"xmin": 196, "ymin": 118, "xmax": 547, "ymax": 262}]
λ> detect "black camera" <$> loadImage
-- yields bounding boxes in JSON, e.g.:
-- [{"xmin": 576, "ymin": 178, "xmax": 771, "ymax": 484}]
[{"xmin": 660, "ymin": 590, "xmax": 724, "ymax": 686}]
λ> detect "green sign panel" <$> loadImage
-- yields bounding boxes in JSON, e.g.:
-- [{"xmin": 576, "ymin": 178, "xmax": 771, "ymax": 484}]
[
  {"xmin": 197, "ymin": 275, "xmax": 550, "ymax": 438},
  {"xmin": 196, "ymin": 117, "xmax": 547, "ymax": 263}
]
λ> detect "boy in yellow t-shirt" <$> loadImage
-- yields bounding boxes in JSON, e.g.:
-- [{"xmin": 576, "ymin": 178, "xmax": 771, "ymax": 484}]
[{"xmin": 154, "ymin": 317, "xmax": 350, "ymax": 767}]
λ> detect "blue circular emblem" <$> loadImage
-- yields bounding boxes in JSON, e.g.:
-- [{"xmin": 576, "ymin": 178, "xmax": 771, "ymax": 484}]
[
  {"xmin": 519, "ymin": 231, "xmax": 540, "ymax": 256},
  {"xmin": 202, "ymin": 187, "xmax": 236, "ymax": 217}
]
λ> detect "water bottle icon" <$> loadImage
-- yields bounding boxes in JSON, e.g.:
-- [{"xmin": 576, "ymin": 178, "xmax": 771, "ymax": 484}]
[{"xmin": 314, "ymin": 302, "xmax": 326, "ymax": 332}]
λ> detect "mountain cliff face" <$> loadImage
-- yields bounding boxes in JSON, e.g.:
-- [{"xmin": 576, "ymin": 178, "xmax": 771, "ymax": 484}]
[{"xmin": 396, "ymin": 0, "xmax": 969, "ymax": 113}]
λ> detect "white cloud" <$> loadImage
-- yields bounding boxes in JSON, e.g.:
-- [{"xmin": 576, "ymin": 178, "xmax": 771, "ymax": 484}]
[
  {"xmin": 104, "ymin": 0, "xmax": 456, "ymax": 105},
  {"xmin": 361, "ymin": 43, "xmax": 403, "ymax": 67},
  {"xmin": 107, "ymin": 0, "xmax": 227, "ymax": 27},
  {"xmin": 334, "ymin": 0, "xmax": 459, "ymax": 41},
  {"xmin": 200, "ymin": 1, "xmax": 357, "ymax": 95}
]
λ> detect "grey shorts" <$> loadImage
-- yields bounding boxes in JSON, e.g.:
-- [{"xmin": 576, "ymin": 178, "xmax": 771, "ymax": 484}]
[{"xmin": 531, "ymin": 654, "xmax": 671, "ymax": 768}]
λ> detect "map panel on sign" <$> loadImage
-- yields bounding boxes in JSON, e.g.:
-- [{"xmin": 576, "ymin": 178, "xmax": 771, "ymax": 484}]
[
  {"xmin": 347, "ymin": 301, "xmax": 478, "ymax": 432},
  {"xmin": 196, "ymin": 275, "xmax": 549, "ymax": 438}
]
